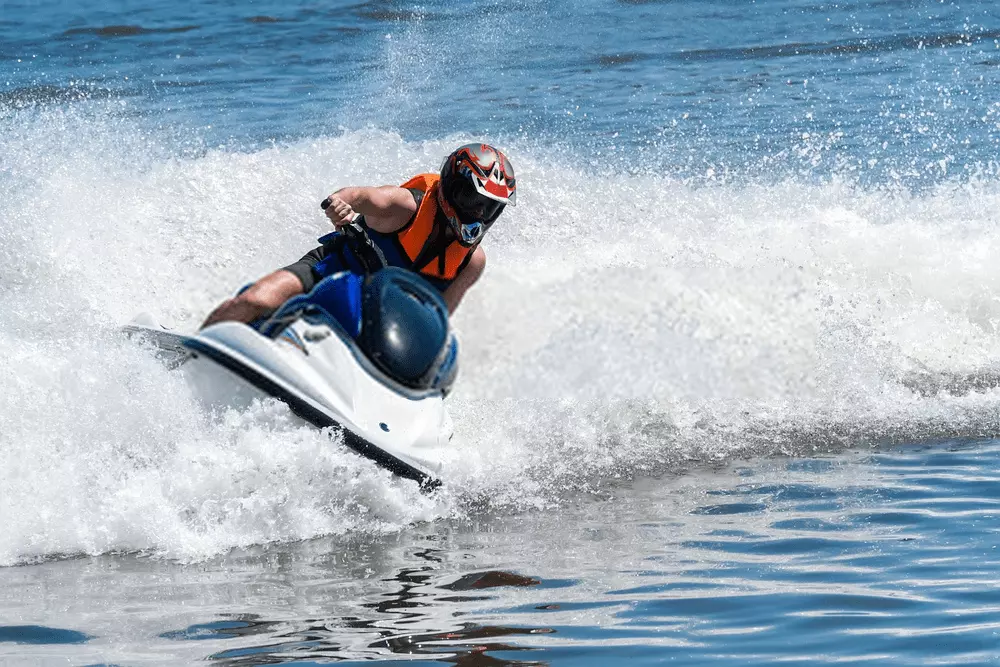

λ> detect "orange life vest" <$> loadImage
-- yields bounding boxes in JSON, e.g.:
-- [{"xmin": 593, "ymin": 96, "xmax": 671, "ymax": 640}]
[{"xmin": 397, "ymin": 173, "xmax": 474, "ymax": 281}]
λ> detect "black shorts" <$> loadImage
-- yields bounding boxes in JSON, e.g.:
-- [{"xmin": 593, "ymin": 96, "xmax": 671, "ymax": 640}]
[
  {"xmin": 281, "ymin": 245, "xmax": 330, "ymax": 293},
  {"xmin": 284, "ymin": 189, "xmax": 424, "ymax": 292}
]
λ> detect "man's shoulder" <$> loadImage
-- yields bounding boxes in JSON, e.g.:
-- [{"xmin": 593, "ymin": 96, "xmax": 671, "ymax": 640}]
[{"xmin": 366, "ymin": 185, "xmax": 420, "ymax": 233}]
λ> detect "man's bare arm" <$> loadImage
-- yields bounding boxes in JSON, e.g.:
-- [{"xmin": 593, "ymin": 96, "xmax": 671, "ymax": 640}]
[
  {"xmin": 325, "ymin": 185, "xmax": 418, "ymax": 233},
  {"xmin": 441, "ymin": 247, "xmax": 486, "ymax": 314}
]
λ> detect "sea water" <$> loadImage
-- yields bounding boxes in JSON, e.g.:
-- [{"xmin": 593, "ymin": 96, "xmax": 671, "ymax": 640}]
[{"xmin": 3, "ymin": 0, "xmax": 1000, "ymax": 664}]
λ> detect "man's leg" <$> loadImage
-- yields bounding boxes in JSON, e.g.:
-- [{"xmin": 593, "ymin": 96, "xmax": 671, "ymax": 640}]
[{"xmin": 201, "ymin": 269, "xmax": 305, "ymax": 329}]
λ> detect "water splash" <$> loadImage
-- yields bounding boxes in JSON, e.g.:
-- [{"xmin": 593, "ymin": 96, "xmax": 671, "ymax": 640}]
[{"xmin": 3, "ymin": 103, "xmax": 1000, "ymax": 564}]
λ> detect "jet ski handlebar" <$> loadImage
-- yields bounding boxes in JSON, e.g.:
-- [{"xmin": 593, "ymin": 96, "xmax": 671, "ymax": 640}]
[{"xmin": 320, "ymin": 198, "xmax": 387, "ymax": 275}]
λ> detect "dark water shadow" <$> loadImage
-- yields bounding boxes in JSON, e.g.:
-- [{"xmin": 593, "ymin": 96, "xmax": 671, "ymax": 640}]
[
  {"xmin": 62, "ymin": 24, "xmax": 199, "ymax": 37},
  {"xmin": 0, "ymin": 625, "xmax": 91, "ymax": 645}
]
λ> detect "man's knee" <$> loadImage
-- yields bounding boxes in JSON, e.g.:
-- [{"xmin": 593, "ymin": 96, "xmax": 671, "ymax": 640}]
[
  {"xmin": 229, "ymin": 292, "xmax": 273, "ymax": 319},
  {"xmin": 241, "ymin": 270, "xmax": 305, "ymax": 310},
  {"xmin": 202, "ymin": 269, "xmax": 305, "ymax": 329}
]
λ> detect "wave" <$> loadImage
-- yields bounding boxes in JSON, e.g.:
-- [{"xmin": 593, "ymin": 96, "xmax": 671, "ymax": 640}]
[
  {"xmin": 3, "ymin": 105, "xmax": 1000, "ymax": 564},
  {"xmin": 671, "ymin": 29, "xmax": 1000, "ymax": 63},
  {"xmin": 61, "ymin": 25, "xmax": 199, "ymax": 38},
  {"xmin": 0, "ymin": 84, "xmax": 121, "ymax": 109}
]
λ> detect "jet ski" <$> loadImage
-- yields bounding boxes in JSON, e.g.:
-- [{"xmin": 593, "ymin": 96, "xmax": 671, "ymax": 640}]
[{"xmin": 124, "ymin": 224, "xmax": 458, "ymax": 490}]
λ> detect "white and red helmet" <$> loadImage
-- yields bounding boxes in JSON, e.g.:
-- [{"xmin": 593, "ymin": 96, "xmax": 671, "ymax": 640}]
[{"xmin": 437, "ymin": 143, "xmax": 516, "ymax": 246}]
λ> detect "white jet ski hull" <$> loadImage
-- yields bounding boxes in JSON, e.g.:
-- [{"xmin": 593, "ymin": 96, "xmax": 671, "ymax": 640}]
[{"xmin": 124, "ymin": 318, "xmax": 452, "ymax": 489}]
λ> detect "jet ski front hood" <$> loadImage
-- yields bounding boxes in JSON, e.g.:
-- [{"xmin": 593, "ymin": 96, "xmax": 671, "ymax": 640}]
[{"xmin": 184, "ymin": 320, "xmax": 452, "ymax": 489}]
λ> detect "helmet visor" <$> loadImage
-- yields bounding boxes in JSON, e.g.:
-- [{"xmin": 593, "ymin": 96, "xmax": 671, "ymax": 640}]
[{"xmin": 449, "ymin": 176, "xmax": 504, "ymax": 224}]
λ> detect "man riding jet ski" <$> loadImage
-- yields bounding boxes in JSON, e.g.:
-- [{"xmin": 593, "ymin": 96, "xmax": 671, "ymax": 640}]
[
  {"xmin": 201, "ymin": 143, "xmax": 517, "ymax": 327},
  {"xmin": 132, "ymin": 144, "xmax": 517, "ymax": 489}
]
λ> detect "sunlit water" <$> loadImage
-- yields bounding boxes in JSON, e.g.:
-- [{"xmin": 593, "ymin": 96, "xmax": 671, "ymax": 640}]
[{"xmin": 3, "ymin": 0, "xmax": 1000, "ymax": 664}]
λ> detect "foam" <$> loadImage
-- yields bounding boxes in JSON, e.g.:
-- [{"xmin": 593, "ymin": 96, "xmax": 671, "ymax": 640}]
[{"xmin": 3, "ymin": 104, "xmax": 1000, "ymax": 563}]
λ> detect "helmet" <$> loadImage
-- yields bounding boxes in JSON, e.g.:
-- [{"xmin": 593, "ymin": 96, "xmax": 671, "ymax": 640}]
[{"xmin": 437, "ymin": 143, "xmax": 516, "ymax": 247}]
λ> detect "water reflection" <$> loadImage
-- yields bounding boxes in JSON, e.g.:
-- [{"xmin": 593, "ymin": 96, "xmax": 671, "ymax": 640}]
[
  {"xmin": 8, "ymin": 441, "xmax": 1000, "ymax": 665},
  {"xmin": 159, "ymin": 564, "xmax": 552, "ymax": 666}
]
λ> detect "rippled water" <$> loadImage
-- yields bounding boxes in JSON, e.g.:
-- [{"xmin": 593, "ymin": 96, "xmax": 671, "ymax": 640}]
[
  {"xmin": 5, "ymin": 0, "xmax": 1000, "ymax": 664},
  {"xmin": 5, "ymin": 0, "xmax": 1000, "ymax": 178},
  {"xmin": 5, "ymin": 440, "xmax": 1000, "ymax": 664}
]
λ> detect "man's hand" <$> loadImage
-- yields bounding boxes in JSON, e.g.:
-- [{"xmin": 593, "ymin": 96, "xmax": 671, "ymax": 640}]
[{"xmin": 323, "ymin": 194, "xmax": 355, "ymax": 228}]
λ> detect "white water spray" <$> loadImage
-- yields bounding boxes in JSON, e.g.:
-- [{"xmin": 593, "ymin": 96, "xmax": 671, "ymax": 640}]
[{"xmin": 3, "ymin": 104, "xmax": 1000, "ymax": 564}]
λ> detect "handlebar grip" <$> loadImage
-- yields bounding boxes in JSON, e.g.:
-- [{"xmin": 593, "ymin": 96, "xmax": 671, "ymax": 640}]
[{"xmin": 320, "ymin": 198, "xmax": 331, "ymax": 210}]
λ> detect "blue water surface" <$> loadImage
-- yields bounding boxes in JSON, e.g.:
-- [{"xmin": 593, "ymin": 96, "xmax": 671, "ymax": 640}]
[
  {"xmin": 4, "ymin": 0, "xmax": 1000, "ymax": 181},
  {"xmin": 4, "ymin": 441, "xmax": 1000, "ymax": 665}
]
